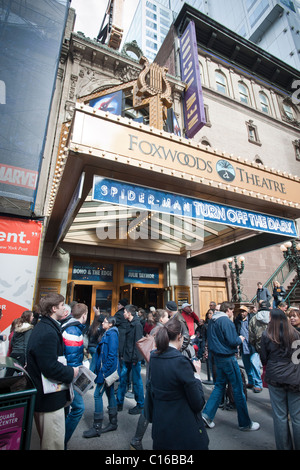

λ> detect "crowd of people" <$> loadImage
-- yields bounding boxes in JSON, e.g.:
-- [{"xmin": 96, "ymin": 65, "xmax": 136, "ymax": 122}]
[{"xmin": 0, "ymin": 278, "xmax": 299, "ymax": 451}]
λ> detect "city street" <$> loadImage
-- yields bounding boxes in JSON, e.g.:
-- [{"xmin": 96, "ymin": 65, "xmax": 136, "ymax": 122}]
[{"xmin": 30, "ymin": 362, "xmax": 277, "ymax": 452}]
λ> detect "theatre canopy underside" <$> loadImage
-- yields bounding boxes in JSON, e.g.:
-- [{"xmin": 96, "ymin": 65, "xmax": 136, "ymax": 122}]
[{"xmin": 46, "ymin": 104, "xmax": 300, "ymax": 266}]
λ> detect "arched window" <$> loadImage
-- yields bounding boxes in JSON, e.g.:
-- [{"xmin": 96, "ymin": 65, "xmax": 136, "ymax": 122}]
[
  {"xmin": 259, "ymin": 92, "xmax": 270, "ymax": 114},
  {"xmin": 215, "ymin": 71, "xmax": 228, "ymax": 95},
  {"xmin": 238, "ymin": 82, "xmax": 250, "ymax": 105}
]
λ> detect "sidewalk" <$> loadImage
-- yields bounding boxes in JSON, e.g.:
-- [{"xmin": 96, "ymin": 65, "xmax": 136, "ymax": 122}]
[{"xmin": 30, "ymin": 362, "xmax": 276, "ymax": 451}]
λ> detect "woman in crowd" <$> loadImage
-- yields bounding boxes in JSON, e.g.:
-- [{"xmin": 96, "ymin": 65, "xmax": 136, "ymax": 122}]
[
  {"xmin": 260, "ymin": 308, "xmax": 300, "ymax": 450},
  {"xmin": 272, "ymin": 280, "xmax": 286, "ymax": 308},
  {"xmin": 288, "ymin": 308, "xmax": 300, "ymax": 332},
  {"xmin": 83, "ymin": 316, "xmax": 119, "ymax": 438},
  {"xmin": 149, "ymin": 317, "xmax": 209, "ymax": 450},
  {"xmin": 130, "ymin": 308, "xmax": 169, "ymax": 450},
  {"xmin": 143, "ymin": 311, "xmax": 155, "ymax": 335},
  {"xmin": 9, "ymin": 310, "xmax": 34, "ymax": 366}
]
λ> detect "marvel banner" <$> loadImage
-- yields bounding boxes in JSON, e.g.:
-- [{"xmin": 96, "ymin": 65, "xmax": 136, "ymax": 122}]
[{"xmin": 0, "ymin": 217, "xmax": 42, "ymax": 348}]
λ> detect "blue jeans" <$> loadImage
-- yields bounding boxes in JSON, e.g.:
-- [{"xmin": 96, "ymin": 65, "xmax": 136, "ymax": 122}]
[
  {"xmin": 203, "ymin": 355, "xmax": 251, "ymax": 428},
  {"xmin": 242, "ymin": 352, "xmax": 262, "ymax": 388},
  {"xmin": 94, "ymin": 382, "xmax": 117, "ymax": 414},
  {"xmin": 117, "ymin": 361, "xmax": 144, "ymax": 408},
  {"xmin": 65, "ymin": 389, "xmax": 85, "ymax": 444},
  {"xmin": 268, "ymin": 384, "xmax": 300, "ymax": 450}
]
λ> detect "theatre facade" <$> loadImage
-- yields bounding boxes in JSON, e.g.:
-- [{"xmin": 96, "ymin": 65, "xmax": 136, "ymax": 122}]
[{"xmin": 37, "ymin": 6, "xmax": 300, "ymax": 321}]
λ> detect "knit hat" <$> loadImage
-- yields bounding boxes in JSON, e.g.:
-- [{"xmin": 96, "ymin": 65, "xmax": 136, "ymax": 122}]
[
  {"xmin": 166, "ymin": 300, "xmax": 177, "ymax": 311},
  {"xmin": 118, "ymin": 298, "xmax": 128, "ymax": 307}
]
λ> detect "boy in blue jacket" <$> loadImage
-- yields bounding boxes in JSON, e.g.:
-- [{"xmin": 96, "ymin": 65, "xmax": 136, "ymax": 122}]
[
  {"xmin": 62, "ymin": 303, "xmax": 88, "ymax": 447},
  {"xmin": 202, "ymin": 301, "xmax": 260, "ymax": 432}
]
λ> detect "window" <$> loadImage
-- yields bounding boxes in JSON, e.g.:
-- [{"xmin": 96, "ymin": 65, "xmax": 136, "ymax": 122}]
[
  {"xmin": 259, "ymin": 92, "xmax": 270, "ymax": 114},
  {"xmin": 146, "ymin": 10, "xmax": 157, "ymax": 21},
  {"xmin": 146, "ymin": 1, "xmax": 156, "ymax": 11},
  {"xmin": 246, "ymin": 120, "xmax": 261, "ymax": 146},
  {"xmin": 293, "ymin": 139, "xmax": 300, "ymax": 160},
  {"xmin": 283, "ymin": 102, "xmax": 294, "ymax": 120},
  {"xmin": 215, "ymin": 71, "xmax": 228, "ymax": 94},
  {"xmin": 146, "ymin": 19, "xmax": 157, "ymax": 30},
  {"xmin": 238, "ymin": 82, "xmax": 250, "ymax": 105}
]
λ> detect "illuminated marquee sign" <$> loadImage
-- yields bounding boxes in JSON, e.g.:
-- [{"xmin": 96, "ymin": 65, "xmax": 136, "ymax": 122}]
[
  {"xmin": 92, "ymin": 177, "xmax": 297, "ymax": 237},
  {"xmin": 71, "ymin": 106, "xmax": 300, "ymax": 205}
]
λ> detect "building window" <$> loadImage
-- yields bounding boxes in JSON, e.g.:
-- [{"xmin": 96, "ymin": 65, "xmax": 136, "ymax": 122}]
[
  {"xmin": 246, "ymin": 119, "xmax": 261, "ymax": 146},
  {"xmin": 259, "ymin": 91, "xmax": 270, "ymax": 114},
  {"xmin": 238, "ymin": 82, "xmax": 250, "ymax": 105},
  {"xmin": 215, "ymin": 71, "xmax": 228, "ymax": 95},
  {"xmin": 283, "ymin": 102, "xmax": 294, "ymax": 120},
  {"xmin": 293, "ymin": 139, "xmax": 300, "ymax": 160}
]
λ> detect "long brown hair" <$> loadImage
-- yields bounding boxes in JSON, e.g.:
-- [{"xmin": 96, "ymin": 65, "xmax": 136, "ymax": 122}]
[{"xmin": 266, "ymin": 308, "xmax": 299, "ymax": 352}]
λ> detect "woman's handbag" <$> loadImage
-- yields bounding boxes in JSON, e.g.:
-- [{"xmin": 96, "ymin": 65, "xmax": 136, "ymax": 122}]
[
  {"xmin": 104, "ymin": 369, "xmax": 119, "ymax": 387},
  {"xmin": 136, "ymin": 335, "xmax": 156, "ymax": 363}
]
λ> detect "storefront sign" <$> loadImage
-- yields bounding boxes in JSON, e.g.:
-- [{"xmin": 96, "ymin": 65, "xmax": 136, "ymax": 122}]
[
  {"xmin": 124, "ymin": 265, "xmax": 159, "ymax": 285},
  {"xmin": 71, "ymin": 106, "xmax": 300, "ymax": 205},
  {"xmin": 179, "ymin": 20, "xmax": 206, "ymax": 137},
  {"xmin": 92, "ymin": 177, "xmax": 297, "ymax": 237},
  {"xmin": 72, "ymin": 261, "xmax": 113, "ymax": 282}
]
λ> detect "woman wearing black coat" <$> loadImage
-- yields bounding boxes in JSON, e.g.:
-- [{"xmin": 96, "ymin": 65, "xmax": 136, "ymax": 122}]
[
  {"xmin": 260, "ymin": 308, "xmax": 300, "ymax": 450},
  {"xmin": 149, "ymin": 318, "xmax": 209, "ymax": 450}
]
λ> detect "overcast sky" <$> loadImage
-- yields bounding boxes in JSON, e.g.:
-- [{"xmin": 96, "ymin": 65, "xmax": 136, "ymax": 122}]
[{"xmin": 70, "ymin": 0, "xmax": 139, "ymax": 41}]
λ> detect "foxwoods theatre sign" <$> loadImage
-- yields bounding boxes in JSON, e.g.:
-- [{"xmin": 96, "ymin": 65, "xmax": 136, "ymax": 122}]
[{"xmin": 92, "ymin": 177, "xmax": 297, "ymax": 237}]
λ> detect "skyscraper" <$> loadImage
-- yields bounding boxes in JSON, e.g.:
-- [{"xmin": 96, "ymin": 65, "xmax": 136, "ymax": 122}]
[{"xmin": 124, "ymin": 0, "xmax": 300, "ymax": 69}]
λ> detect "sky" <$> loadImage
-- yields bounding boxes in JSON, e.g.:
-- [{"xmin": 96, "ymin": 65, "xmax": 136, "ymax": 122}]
[{"xmin": 70, "ymin": 0, "xmax": 139, "ymax": 42}]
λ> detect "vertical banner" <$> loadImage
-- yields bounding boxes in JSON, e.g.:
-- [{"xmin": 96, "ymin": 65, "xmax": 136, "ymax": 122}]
[
  {"xmin": 0, "ymin": 217, "xmax": 42, "ymax": 337},
  {"xmin": 179, "ymin": 20, "xmax": 206, "ymax": 138}
]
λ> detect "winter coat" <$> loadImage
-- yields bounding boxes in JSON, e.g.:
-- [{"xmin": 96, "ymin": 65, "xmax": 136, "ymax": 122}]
[
  {"xmin": 248, "ymin": 309, "xmax": 270, "ymax": 353},
  {"xmin": 62, "ymin": 317, "xmax": 85, "ymax": 367},
  {"xmin": 94, "ymin": 326, "xmax": 119, "ymax": 384},
  {"xmin": 260, "ymin": 329, "xmax": 300, "ymax": 391},
  {"xmin": 207, "ymin": 311, "xmax": 242, "ymax": 356},
  {"xmin": 234, "ymin": 313, "xmax": 256, "ymax": 355},
  {"xmin": 114, "ymin": 307, "xmax": 128, "ymax": 356},
  {"xmin": 10, "ymin": 322, "xmax": 34, "ymax": 361},
  {"xmin": 123, "ymin": 315, "xmax": 143, "ymax": 363},
  {"xmin": 26, "ymin": 315, "xmax": 74, "ymax": 412},
  {"xmin": 272, "ymin": 285, "xmax": 286, "ymax": 306},
  {"xmin": 149, "ymin": 346, "xmax": 209, "ymax": 450},
  {"xmin": 256, "ymin": 287, "xmax": 271, "ymax": 306}
]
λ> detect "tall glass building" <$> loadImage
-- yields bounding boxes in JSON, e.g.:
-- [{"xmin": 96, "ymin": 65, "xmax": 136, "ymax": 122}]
[{"xmin": 124, "ymin": 0, "xmax": 300, "ymax": 68}]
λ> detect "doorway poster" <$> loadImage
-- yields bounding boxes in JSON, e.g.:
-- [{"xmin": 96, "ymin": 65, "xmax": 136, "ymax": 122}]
[{"xmin": 0, "ymin": 217, "xmax": 42, "ymax": 345}]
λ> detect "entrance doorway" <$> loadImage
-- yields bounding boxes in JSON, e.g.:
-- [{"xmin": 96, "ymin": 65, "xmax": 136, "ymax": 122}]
[
  {"xmin": 73, "ymin": 284, "xmax": 93, "ymax": 324},
  {"xmin": 198, "ymin": 279, "xmax": 227, "ymax": 318},
  {"xmin": 132, "ymin": 287, "xmax": 164, "ymax": 310}
]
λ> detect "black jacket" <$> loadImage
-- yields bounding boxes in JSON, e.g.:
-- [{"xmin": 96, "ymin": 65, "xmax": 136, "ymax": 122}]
[
  {"xmin": 150, "ymin": 346, "xmax": 209, "ymax": 450},
  {"xmin": 260, "ymin": 330, "xmax": 300, "ymax": 391},
  {"xmin": 26, "ymin": 315, "xmax": 74, "ymax": 412},
  {"xmin": 114, "ymin": 307, "xmax": 128, "ymax": 356},
  {"xmin": 123, "ymin": 315, "xmax": 143, "ymax": 363}
]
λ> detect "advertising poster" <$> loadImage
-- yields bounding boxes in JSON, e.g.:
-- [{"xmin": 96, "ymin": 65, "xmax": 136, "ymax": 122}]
[
  {"xmin": 0, "ymin": 406, "xmax": 25, "ymax": 450},
  {"xmin": 0, "ymin": 217, "xmax": 42, "ymax": 341}
]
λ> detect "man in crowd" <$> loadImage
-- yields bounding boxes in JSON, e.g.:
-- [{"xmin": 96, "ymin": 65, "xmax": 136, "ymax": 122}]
[
  {"xmin": 202, "ymin": 301, "xmax": 260, "ymax": 432},
  {"xmin": 235, "ymin": 305, "xmax": 263, "ymax": 393},
  {"xmin": 26, "ymin": 293, "xmax": 78, "ymax": 450},
  {"xmin": 62, "ymin": 302, "xmax": 88, "ymax": 447},
  {"xmin": 117, "ymin": 304, "xmax": 144, "ymax": 415}
]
